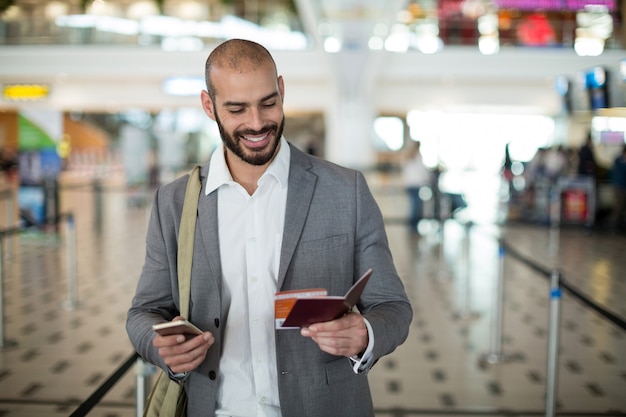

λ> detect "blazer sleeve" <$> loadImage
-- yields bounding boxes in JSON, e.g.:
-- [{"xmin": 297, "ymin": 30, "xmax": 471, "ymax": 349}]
[
  {"xmin": 352, "ymin": 170, "xmax": 413, "ymax": 362},
  {"xmin": 126, "ymin": 175, "xmax": 187, "ymax": 370}
]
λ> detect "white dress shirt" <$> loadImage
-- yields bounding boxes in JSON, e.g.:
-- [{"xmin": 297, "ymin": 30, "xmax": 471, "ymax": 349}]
[{"xmin": 206, "ymin": 138, "xmax": 289, "ymax": 417}]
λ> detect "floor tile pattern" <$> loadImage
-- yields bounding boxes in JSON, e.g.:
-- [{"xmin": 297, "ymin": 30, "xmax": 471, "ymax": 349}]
[{"xmin": 0, "ymin": 173, "xmax": 623, "ymax": 417}]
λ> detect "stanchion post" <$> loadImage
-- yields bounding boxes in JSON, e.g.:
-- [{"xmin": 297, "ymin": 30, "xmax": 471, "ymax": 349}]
[
  {"xmin": 93, "ymin": 179, "xmax": 103, "ymax": 232},
  {"xmin": 545, "ymin": 269, "xmax": 562, "ymax": 417},
  {"xmin": 135, "ymin": 357, "xmax": 156, "ymax": 417},
  {"xmin": 548, "ymin": 183, "xmax": 561, "ymax": 263},
  {"xmin": 479, "ymin": 242, "xmax": 518, "ymax": 366},
  {"xmin": 0, "ymin": 239, "xmax": 5, "ymax": 346},
  {"xmin": 438, "ymin": 194, "xmax": 450, "ymax": 281},
  {"xmin": 63, "ymin": 213, "xmax": 80, "ymax": 310},
  {"xmin": 548, "ymin": 184, "xmax": 561, "ymax": 260},
  {"xmin": 455, "ymin": 221, "xmax": 480, "ymax": 320},
  {"xmin": 5, "ymin": 191, "xmax": 14, "ymax": 258},
  {"xmin": 548, "ymin": 225, "xmax": 560, "ymax": 262},
  {"xmin": 44, "ymin": 179, "xmax": 60, "ymax": 233},
  {"xmin": 0, "ymin": 239, "xmax": 18, "ymax": 350},
  {"xmin": 549, "ymin": 182, "xmax": 561, "ymax": 229},
  {"xmin": 438, "ymin": 221, "xmax": 447, "ymax": 281},
  {"xmin": 461, "ymin": 221, "xmax": 471, "ymax": 313},
  {"xmin": 488, "ymin": 245, "xmax": 506, "ymax": 360}
]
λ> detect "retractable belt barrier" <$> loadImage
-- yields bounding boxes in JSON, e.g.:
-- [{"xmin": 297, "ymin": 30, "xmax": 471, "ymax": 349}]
[
  {"xmin": 500, "ymin": 239, "xmax": 626, "ymax": 332},
  {"xmin": 68, "ymin": 351, "xmax": 140, "ymax": 417},
  {"xmin": 448, "ymin": 218, "xmax": 626, "ymax": 417}
]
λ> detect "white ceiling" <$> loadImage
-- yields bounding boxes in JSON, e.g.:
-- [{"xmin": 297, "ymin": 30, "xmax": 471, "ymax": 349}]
[
  {"xmin": 0, "ymin": 0, "xmax": 624, "ymax": 116},
  {"xmin": 0, "ymin": 42, "xmax": 623, "ymax": 116}
]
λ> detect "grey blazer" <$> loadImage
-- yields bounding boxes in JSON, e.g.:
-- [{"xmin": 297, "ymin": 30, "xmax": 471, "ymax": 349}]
[{"xmin": 127, "ymin": 143, "xmax": 412, "ymax": 417}]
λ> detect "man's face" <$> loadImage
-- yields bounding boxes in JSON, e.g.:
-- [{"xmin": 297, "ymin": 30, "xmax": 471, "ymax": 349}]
[
  {"xmin": 202, "ymin": 61, "xmax": 285, "ymax": 167},
  {"xmin": 214, "ymin": 105, "xmax": 284, "ymax": 167}
]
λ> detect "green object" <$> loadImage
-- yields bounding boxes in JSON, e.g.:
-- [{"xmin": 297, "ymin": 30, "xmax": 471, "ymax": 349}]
[{"xmin": 18, "ymin": 115, "xmax": 57, "ymax": 150}]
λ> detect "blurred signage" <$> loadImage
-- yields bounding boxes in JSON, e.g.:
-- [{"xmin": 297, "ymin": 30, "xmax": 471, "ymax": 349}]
[
  {"xmin": 562, "ymin": 189, "xmax": 588, "ymax": 222},
  {"xmin": 599, "ymin": 130, "xmax": 624, "ymax": 144},
  {"xmin": 558, "ymin": 176, "xmax": 595, "ymax": 225},
  {"xmin": 493, "ymin": 0, "xmax": 615, "ymax": 10},
  {"xmin": 3, "ymin": 84, "xmax": 50, "ymax": 101},
  {"xmin": 516, "ymin": 12, "xmax": 556, "ymax": 45}
]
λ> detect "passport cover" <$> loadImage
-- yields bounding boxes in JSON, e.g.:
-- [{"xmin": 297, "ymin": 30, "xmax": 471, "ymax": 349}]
[{"xmin": 275, "ymin": 269, "xmax": 372, "ymax": 329}]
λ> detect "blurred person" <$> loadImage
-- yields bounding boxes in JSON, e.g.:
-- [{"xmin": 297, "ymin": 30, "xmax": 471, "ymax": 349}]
[
  {"xmin": 126, "ymin": 39, "xmax": 412, "ymax": 417},
  {"xmin": 501, "ymin": 143, "xmax": 516, "ymax": 206},
  {"xmin": 0, "ymin": 148, "xmax": 18, "ymax": 184},
  {"xmin": 544, "ymin": 145, "xmax": 568, "ymax": 182},
  {"xmin": 522, "ymin": 147, "xmax": 548, "ymax": 216},
  {"xmin": 576, "ymin": 132, "xmax": 598, "ymax": 222},
  {"xmin": 610, "ymin": 145, "xmax": 626, "ymax": 231},
  {"xmin": 525, "ymin": 147, "xmax": 547, "ymax": 185},
  {"xmin": 401, "ymin": 140, "xmax": 433, "ymax": 232},
  {"xmin": 148, "ymin": 150, "xmax": 160, "ymax": 189},
  {"xmin": 502, "ymin": 142, "xmax": 514, "ymax": 182},
  {"xmin": 577, "ymin": 132, "xmax": 597, "ymax": 178}
]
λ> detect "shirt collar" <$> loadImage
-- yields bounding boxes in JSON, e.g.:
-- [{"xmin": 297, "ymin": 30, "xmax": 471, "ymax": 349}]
[{"xmin": 205, "ymin": 137, "xmax": 290, "ymax": 195}]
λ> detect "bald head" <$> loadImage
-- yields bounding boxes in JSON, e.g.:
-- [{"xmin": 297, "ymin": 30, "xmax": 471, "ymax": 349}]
[{"xmin": 204, "ymin": 39, "xmax": 277, "ymax": 100}]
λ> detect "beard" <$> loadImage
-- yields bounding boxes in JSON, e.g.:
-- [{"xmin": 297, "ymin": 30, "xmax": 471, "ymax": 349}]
[{"xmin": 215, "ymin": 109, "xmax": 285, "ymax": 167}]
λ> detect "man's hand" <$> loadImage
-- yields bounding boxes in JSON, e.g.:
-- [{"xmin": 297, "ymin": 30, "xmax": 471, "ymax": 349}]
[
  {"xmin": 153, "ymin": 317, "xmax": 214, "ymax": 374},
  {"xmin": 300, "ymin": 312, "xmax": 368, "ymax": 357}
]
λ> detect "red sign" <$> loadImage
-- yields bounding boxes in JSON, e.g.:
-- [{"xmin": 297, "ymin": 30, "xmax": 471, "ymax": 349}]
[{"xmin": 562, "ymin": 189, "xmax": 588, "ymax": 222}]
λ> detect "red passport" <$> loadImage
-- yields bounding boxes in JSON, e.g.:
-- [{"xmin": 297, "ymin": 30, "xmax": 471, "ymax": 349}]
[{"xmin": 275, "ymin": 269, "xmax": 372, "ymax": 329}]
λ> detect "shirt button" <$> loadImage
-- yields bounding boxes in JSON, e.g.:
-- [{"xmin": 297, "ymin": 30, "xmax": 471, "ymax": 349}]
[
  {"xmin": 208, "ymin": 370, "xmax": 216, "ymax": 380},
  {"xmin": 214, "ymin": 318, "xmax": 220, "ymax": 328}
]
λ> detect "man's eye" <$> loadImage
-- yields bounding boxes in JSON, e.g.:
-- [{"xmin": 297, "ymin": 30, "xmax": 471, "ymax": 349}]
[
  {"xmin": 229, "ymin": 108, "xmax": 244, "ymax": 114},
  {"xmin": 263, "ymin": 102, "xmax": 276, "ymax": 108}
]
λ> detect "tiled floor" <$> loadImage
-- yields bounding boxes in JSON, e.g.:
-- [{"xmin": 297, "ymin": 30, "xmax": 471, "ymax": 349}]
[{"xmin": 0, "ymin": 171, "xmax": 624, "ymax": 417}]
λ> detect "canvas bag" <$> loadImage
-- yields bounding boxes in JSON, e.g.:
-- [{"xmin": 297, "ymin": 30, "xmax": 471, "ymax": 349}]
[{"xmin": 143, "ymin": 165, "xmax": 202, "ymax": 417}]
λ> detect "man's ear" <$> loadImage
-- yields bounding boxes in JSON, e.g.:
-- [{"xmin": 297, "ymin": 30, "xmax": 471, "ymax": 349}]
[
  {"xmin": 200, "ymin": 90, "xmax": 216, "ymax": 121},
  {"xmin": 278, "ymin": 75, "xmax": 285, "ymax": 102}
]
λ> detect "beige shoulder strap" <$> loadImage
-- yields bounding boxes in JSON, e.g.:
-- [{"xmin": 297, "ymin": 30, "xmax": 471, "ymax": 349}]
[{"xmin": 178, "ymin": 165, "xmax": 201, "ymax": 318}]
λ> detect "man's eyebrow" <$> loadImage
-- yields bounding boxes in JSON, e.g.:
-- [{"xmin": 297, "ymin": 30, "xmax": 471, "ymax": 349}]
[
  {"xmin": 259, "ymin": 92, "xmax": 279, "ymax": 102},
  {"xmin": 223, "ymin": 92, "xmax": 279, "ymax": 107}
]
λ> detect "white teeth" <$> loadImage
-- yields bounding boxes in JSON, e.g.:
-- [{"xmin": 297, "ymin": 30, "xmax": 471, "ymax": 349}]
[{"xmin": 244, "ymin": 133, "xmax": 268, "ymax": 142}]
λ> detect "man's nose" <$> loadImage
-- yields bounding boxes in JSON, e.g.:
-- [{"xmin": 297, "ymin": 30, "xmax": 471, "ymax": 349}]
[{"xmin": 247, "ymin": 107, "xmax": 265, "ymax": 130}]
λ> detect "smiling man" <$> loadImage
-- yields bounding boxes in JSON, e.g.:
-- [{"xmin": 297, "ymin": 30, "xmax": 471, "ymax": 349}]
[{"xmin": 127, "ymin": 38, "xmax": 412, "ymax": 417}]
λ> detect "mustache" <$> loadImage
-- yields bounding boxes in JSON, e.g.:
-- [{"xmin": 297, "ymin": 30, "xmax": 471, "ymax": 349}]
[{"xmin": 237, "ymin": 125, "xmax": 276, "ymax": 136}]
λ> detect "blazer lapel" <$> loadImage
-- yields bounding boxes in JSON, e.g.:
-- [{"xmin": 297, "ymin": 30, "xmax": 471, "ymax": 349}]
[
  {"xmin": 277, "ymin": 145, "xmax": 317, "ymax": 290},
  {"xmin": 197, "ymin": 164, "xmax": 222, "ymax": 295}
]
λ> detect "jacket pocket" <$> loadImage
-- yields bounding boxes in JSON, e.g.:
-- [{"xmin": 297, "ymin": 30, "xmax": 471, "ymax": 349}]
[
  {"xmin": 299, "ymin": 234, "xmax": 349, "ymax": 254},
  {"xmin": 324, "ymin": 356, "xmax": 354, "ymax": 385}
]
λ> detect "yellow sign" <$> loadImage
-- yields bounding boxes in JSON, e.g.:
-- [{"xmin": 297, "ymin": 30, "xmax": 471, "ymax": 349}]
[
  {"xmin": 57, "ymin": 134, "xmax": 71, "ymax": 159},
  {"xmin": 3, "ymin": 84, "xmax": 49, "ymax": 101}
]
